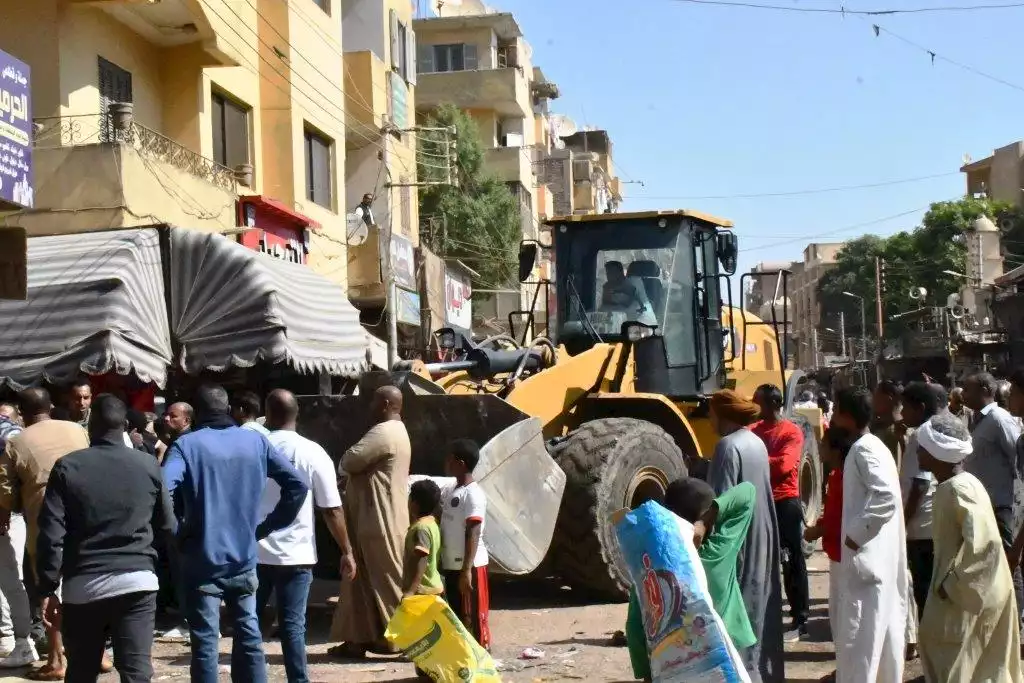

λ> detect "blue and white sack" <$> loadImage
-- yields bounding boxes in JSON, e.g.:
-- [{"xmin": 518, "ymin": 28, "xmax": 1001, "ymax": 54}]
[{"xmin": 615, "ymin": 500, "xmax": 749, "ymax": 683}]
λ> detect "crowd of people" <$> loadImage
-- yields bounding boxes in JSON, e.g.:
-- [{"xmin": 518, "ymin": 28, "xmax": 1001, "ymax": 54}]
[
  {"xmin": 3, "ymin": 369, "xmax": 1024, "ymax": 682},
  {"xmin": 0, "ymin": 379, "xmax": 491, "ymax": 682},
  {"xmin": 625, "ymin": 373, "xmax": 1024, "ymax": 683}
]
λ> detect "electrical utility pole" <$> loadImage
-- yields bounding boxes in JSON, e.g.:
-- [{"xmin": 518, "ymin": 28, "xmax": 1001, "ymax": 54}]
[
  {"xmin": 839, "ymin": 311, "xmax": 846, "ymax": 360},
  {"xmin": 811, "ymin": 327, "xmax": 819, "ymax": 369},
  {"xmin": 875, "ymin": 256, "xmax": 885, "ymax": 381}
]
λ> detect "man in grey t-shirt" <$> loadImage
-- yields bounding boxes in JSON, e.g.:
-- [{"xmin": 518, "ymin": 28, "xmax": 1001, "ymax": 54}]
[{"xmin": 962, "ymin": 372, "xmax": 1023, "ymax": 628}]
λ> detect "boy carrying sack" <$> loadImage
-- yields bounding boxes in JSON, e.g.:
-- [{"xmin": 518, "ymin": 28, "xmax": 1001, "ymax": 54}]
[
  {"xmin": 409, "ymin": 439, "xmax": 492, "ymax": 650},
  {"xmin": 403, "ymin": 479, "xmax": 444, "ymax": 599}
]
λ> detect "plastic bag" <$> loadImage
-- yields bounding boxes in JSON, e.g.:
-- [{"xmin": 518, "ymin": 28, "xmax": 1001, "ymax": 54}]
[
  {"xmin": 615, "ymin": 501, "xmax": 749, "ymax": 683},
  {"xmin": 385, "ymin": 594, "xmax": 501, "ymax": 682}
]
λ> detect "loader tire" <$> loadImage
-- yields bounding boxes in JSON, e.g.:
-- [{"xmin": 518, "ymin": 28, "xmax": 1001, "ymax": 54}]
[
  {"xmin": 791, "ymin": 412, "xmax": 822, "ymax": 558},
  {"xmin": 550, "ymin": 418, "xmax": 686, "ymax": 602}
]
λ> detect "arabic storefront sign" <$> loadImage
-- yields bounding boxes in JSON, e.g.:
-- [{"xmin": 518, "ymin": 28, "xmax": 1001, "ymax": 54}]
[
  {"xmin": 445, "ymin": 266, "xmax": 472, "ymax": 329},
  {"xmin": 0, "ymin": 51, "xmax": 31, "ymax": 210},
  {"xmin": 389, "ymin": 233, "xmax": 416, "ymax": 290}
]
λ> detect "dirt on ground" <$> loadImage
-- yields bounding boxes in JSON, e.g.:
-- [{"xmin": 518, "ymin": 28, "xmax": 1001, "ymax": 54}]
[{"xmin": 8, "ymin": 553, "xmax": 928, "ymax": 682}]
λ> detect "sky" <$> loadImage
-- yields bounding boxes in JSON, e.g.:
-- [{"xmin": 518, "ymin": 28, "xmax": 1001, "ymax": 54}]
[{"xmin": 490, "ymin": 0, "xmax": 1024, "ymax": 287}]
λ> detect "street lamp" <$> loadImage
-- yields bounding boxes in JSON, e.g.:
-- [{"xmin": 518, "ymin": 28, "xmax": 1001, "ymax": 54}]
[{"xmin": 843, "ymin": 291, "xmax": 868, "ymax": 384}]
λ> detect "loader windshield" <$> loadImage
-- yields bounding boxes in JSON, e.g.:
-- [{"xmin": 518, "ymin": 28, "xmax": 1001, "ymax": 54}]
[{"xmin": 555, "ymin": 219, "xmax": 698, "ymax": 366}]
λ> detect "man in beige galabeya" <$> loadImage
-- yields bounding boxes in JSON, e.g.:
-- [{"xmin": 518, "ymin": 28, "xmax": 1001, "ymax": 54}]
[{"xmin": 328, "ymin": 385, "xmax": 410, "ymax": 659}]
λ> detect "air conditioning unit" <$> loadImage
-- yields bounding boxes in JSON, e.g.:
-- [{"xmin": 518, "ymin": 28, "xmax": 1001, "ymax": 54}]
[{"xmin": 501, "ymin": 133, "xmax": 524, "ymax": 148}]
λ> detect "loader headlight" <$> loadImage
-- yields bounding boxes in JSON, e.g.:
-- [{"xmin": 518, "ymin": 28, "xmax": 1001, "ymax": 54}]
[{"xmin": 623, "ymin": 322, "xmax": 657, "ymax": 342}]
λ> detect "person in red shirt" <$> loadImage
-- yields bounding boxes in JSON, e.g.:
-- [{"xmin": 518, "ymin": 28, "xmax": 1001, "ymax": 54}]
[
  {"xmin": 752, "ymin": 384, "xmax": 809, "ymax": 641},
  {"xmin": 804, "ymin": 426, "xmax": 853, "ymax": 683}
]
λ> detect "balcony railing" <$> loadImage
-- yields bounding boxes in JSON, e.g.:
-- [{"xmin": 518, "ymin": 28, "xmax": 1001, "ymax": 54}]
[{"xmin": 33, "ymin": 113, "xmax": 237, "ymax": 192}]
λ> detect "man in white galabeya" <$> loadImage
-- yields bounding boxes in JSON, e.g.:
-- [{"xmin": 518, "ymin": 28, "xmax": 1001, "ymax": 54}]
[{"xmin": 831, "ymin": 386, "xmax": 907, "ymax": 683}]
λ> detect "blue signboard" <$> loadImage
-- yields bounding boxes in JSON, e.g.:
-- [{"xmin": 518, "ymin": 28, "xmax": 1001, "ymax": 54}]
[
  {"xmin": 396, "ymin": 287, "xmax": 421, "ymax": 326},
  {"xmin": 0, "ymin": 51, "xmax": 31, "ymax": 209},
  {"xmin": 389, "ymin": 71, "xmax": 408, "ymax": 129}
]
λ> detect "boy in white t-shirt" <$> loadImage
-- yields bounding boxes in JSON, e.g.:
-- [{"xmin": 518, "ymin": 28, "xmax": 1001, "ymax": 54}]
[{"xmin": 436, "ymin": 439, "xmax": 491, "ymax": 650}]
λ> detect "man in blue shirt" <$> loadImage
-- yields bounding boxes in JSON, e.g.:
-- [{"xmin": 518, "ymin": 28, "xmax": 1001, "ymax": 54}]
[{"xmin": 164, "ymin": 384, "xmax": 306, "ymax": 683}]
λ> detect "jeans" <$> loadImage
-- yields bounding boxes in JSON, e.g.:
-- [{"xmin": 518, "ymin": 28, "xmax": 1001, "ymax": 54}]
[
  {"xmin": 906, "ymin": 538, "xmax": 934, "ymax": 620},
  {"xmin": 184, "ymin": 570, "xmax": 266, "ymax": 683},
  {"xmin": 255, "ymin": 565, "xmax": 313, "ymax": 683},
  {"xmin": 0, "ymin": 514, "xmax": 31, "ymax": 639},
  {"xmin": 775, "ymin": 497, "xmax": 810, "ymax": 626},
  {"xmin": 63, "ymin": 591, "xmax": 156, "ymax": 683}
]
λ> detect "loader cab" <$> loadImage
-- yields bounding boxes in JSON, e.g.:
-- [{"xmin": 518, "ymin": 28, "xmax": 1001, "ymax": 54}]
[{"xmin": 536, "ymin": 211, "xmax": 737, "ymax": 400}]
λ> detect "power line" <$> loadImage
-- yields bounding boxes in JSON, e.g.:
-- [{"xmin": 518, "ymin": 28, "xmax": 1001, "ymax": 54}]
[
  {"xmin": 865, "ymin": 20, "xmax": 1024, "ymax": 94},
  {"xmin": 743, "ymin": 204, "xmax": 935, "ymax": 252},
  {"xmin": 623, "ymin": 171, "xmax": 958, "ymax": 201},
  {"xmin": 667, "ymin": 0, "xmax": 1024, "ymax": 14}
]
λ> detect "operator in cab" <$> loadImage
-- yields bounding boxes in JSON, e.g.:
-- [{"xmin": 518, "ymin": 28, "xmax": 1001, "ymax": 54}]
[{"xmin": 600, "ymin": 261, "xmax": 639, "ymax": 311}]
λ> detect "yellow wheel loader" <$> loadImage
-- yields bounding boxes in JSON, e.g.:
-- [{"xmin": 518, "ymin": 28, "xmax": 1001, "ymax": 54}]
[{"xmin": 303, "ymin": 210, "xmax": 821, "ymax": 601}]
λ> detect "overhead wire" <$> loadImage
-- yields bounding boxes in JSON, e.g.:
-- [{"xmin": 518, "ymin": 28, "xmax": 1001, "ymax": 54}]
[
  {"xmin": 742, "ymin": 204, "xmax": 938, "ymax": 252},
  {"xmin": 623, "ymin": 171, "xmax": 959, "ymax": 201},
  {"xmin": 666, "ymin": 0, "xmax": 1024, "ymax": 14}
]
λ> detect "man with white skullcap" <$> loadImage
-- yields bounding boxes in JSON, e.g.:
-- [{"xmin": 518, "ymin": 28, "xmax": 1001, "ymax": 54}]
[{"xmin": 917, "ymin": 412, "xmax": 1022, "ymax": 682}]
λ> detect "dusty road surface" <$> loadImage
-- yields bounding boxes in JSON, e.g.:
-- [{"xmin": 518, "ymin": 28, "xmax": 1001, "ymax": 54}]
[{"xmin": 8, "ymin": 553, "xmax": 928, "ymax": 681}]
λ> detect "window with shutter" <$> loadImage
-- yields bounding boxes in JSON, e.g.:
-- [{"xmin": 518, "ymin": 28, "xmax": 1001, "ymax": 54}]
[
  {"xmin": 406, "ymin": 29, "xmax": 417, "ymax": 85},
  {"xmin": 390, "ymin": 9, "xmax": 400, "ymax": 72},
  {"xmin": 98, "ymin": 57, "xmax": 132, "ymax": 143},
  {"xmin": 395, "ymin": 22, "xmax": 408, "ymax": 80},
  {"xmin": 417, "ymin": 40, "xmax": 434, "ymax": 74},
  {"xmin": 211, "ymin": 91, "xmax": 251, "ymax": 171},
  {"xmin": 304, "ymin": 127, "xmax": 333, "ymax": 209},
  {"xmin": 463, "ymin": 44, "xmax": 478, "ymax": 70},
  {"xmin": 431, "ymin": 44, "xmax": 479, "ymax": 73}
]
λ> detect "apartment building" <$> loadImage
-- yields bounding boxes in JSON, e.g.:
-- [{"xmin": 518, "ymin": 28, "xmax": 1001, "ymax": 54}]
[
  {"xmin": 0, "ymin": 0, "xmax": 350, "ymax": 284},
  {"xmin": 342, "ymin": 0, "xmax": 420, "ymax": 312},
  {"xmin": 413, "ymin": 8, "xmax": 553, "ymax": 241},
  {"xmin": 746, "ymin": 260, "xmax": 795, "ymax": 315},
  {"xmin": 791, "ymin": 242, "xmax": 843, "ymax": 364},
  {"xmin": 962, "ymin": 141, "xmax": 1024, "ymax": 206},
  {"xmin": 543, "ymin": 129, "xmax": 622, "ymax": 217}
]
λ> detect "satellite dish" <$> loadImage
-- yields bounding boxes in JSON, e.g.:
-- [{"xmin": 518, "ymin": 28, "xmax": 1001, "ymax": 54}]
[
  {"xmin": 950, "ymin": 305, "xmax": 966, "ymax": 320},
  {"xmin": 909, "ymin": 286, "xmax": 927, "ymax": 301},
  {"xmin": 549, "ymin": 114, "xmax": 578, "ymax": 138},
  {"xmin": 346, "ymin": 212, "xmax": 368, "ymax": 246}
]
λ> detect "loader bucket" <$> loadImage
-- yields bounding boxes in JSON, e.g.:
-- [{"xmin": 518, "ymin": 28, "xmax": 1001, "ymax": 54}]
[{"xmin": 297, "ymin": 375, "xmax": 565, "ymax": 577}]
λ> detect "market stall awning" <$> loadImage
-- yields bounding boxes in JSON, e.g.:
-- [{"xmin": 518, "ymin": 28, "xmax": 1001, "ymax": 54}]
[
  {"xmin": 0, "ymin": 229, "xmax": 172, "ymax": 389},
  {"xmin": 169, "ymin": 229, "xmax": 367, "ymax": 377}
]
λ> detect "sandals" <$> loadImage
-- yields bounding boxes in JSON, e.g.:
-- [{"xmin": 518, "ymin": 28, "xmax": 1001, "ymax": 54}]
[
  {"xmin": 24, "ymin": 655, "xmax": 113, "ymax": 680},
  {"xmin": 326, "ymin": 643, "xmax": 367, "ymax": 660},
  {"xmin": 26, "ymin": 665, "xmax": 65, "ymax": 681}
]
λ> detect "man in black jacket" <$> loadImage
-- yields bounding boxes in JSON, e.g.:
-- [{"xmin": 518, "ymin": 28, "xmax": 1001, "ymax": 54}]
[{"xmin": 36, "ymin": 394, "xmax": 175, "ymax": 683}]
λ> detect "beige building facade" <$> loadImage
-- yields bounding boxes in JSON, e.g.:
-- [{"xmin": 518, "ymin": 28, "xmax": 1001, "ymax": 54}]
[
  {"xmin": 413, "ymin": 10, "xmax": 552, "ymax": 242},
  {"xmin": 343, "ymin": 0, "xmax": 421, "ymax": 307},
  {"xmin": 962, "ymin": 141, "xmax": 1024, "ymax": 207},
  {"xmin": 791, "ymin": 242, "xmax": 843, "ymax": 365},
  {"xmin": 1, "ymin": 0, "xmax": 351, "ymax": 284}
]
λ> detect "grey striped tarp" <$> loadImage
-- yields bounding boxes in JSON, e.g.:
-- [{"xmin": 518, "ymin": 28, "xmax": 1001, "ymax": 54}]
[
  {"xmin": 0, "ymin": 229, "xmax": 172, "ymax": 389},
  {"xmin": 169, "ymin": 228, "xmax": 367, "ymax": 378}
]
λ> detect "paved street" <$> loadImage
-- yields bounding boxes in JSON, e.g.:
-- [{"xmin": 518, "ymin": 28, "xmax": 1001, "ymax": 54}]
[{"xmin": 0, "ymin": 552, "xmax": 932, "ymax": 682}]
